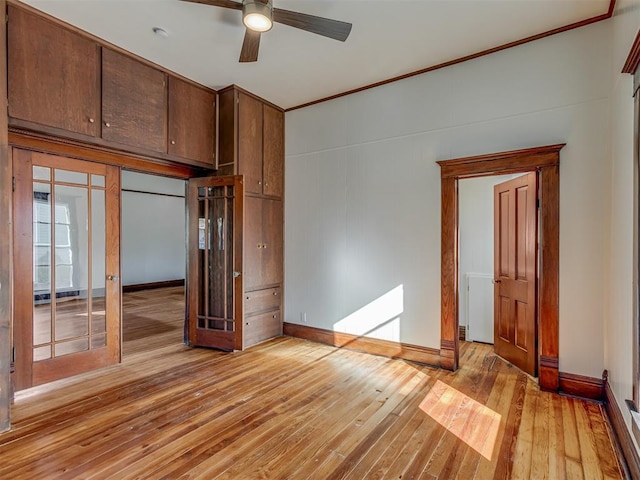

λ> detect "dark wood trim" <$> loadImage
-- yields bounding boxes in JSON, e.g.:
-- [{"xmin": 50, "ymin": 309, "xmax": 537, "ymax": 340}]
[
  {"xmin": 440, "ymin": 176, "xmax": 458, "ymax": 371},
  {"xmin": 122, "ymin": 279, "xmax": 185, "ymax": 293},
  {"xmin": 9, "ymin": 131, "xmax": 203, "ymax": 179},
  {"xmin": 0, "ymin": 0, "xmax": 9, "ymax": 432},
  {"xmin": 538, "ymin": 164, "xmax": 560, "ymax": 391},
  {"xmin": 436, "ymin": 144, "xmax": 563, "ymax": 178},
  {"xmin": 9, "ymin": 121, "xmax": 215, "ymax": 172},
  {"xmin": 603, "ymin": 373, "xmax": 640, "ymax": 479},
  {"xmin": 558, "ymin": 372, "xmax": 603, "ymax": 401},
  {"xmin": 437, "ymin": 144, "xmax": 563, "ymax": 393},
  {"xmin": 6, "ymin": 0, "xmax": 216, "ymax": 94},
  {"xmin": 283, "ymin": 322, "xmax": 441, "ymax": 367},
  {"xmin": 622, "ymin": 29, "xmax": 640, "ymax": 74},
  {"xmin": 286, "ymin": 1, "xmax": 616, "ymax": 112}
]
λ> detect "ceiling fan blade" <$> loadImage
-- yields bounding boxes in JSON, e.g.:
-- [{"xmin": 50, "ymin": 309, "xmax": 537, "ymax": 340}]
[
  {"xmin": 272, "ymin": 8, "xmax": 352, "ymax": 42},
  {"xmin": 240, "ymin": 29, "xmax": 261, "ymax": 63},
  {"xmin": 179, "ymin": 0, "xmax": 242, "ymax": 11}
]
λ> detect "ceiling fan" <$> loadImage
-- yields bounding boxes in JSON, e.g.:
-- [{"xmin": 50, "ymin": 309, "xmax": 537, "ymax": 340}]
[{"xmin": 180, "ymin": 0, "xmax": 352, "ymax": 63}]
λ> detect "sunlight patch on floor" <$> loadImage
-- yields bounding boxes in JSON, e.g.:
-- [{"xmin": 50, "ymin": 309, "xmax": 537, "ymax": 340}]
[{"xmin": 419, "ymin": 379, "xmax": 501, "ymax": 460}]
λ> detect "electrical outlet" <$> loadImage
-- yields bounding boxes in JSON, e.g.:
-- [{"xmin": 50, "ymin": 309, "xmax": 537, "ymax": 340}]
[{"xmin": 300, "ymin": 312, "xmax": 307, "ymax": 324}]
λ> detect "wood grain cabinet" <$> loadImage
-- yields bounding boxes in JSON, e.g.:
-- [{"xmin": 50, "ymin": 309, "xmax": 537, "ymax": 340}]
[
  {"xmin": 217, "ymin": 85, "xmax": 285, "ymax": 348},
  {"xmin": 245, "ymin": 197, "xmax": 284, "ymax": 290},
  {"xmin": 8, "ymin": 6, "xmax": 101, "ymax": 137},
  {"xmin": 7, "ymin": 5, "xmax": 217, "ymax": 168},
  {"xmin": 102, "ymin": 49, "xmax": 167, "ymax": 153},
  {"xmin": 219, "ymin": 87, "xmax": 284, "ymax": 199},
  {"xmin": 168, "ymin": 77, "xmax": 217, "ymax": 167}
]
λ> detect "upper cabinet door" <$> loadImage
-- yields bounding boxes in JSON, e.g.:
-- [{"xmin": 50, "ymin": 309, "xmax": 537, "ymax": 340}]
[
  {"xmin": 168, "ymin": 77, "xmax": 217, "ymax": 167},
  {"xmin": 263, "ymin": 105, "xmax": 284, "ymax": 198},
  {"xmin": 238, "ymin": 92, "xmax": 264, "ymax": 195},
  {"xmin": 102, "ymin": 49, "xmax": 167, "ymax": 153},
  {"xmin": 8, "ymin": 6, "xmax": 100, "ymax": 137}
]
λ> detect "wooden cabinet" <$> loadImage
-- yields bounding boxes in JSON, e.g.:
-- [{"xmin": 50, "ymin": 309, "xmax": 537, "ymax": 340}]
[
  {"xmin": 7, "ymin": 5, "xmax": 217, "ymax": 168},
  {"xmin": 8, "ymin": 6, "xmax": 100, "ymax": 137},
  {"xmin": 219, "ymin": 87, "xmax": 284, "ymax": 199},
  {"xmin": 244, "ymin": 309, "xmax": 282, "ymax": 348},
  {"xmin": 245, "ymin": 197, "xmax": 283, "ymax": 290},
  {"xmin": 217, "ymin": 85, "xmax": 285, "ymax": 348},
  {"xmin": 102, "ymin": 49, "xmax": 167, "ymax": 153},
  {"xmin": 168, "ymin": 77, "xmax": 217, "ymax": 166}
]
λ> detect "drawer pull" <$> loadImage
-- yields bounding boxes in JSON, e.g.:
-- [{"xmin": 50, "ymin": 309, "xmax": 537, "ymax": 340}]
[{"xmin": 273, "ymin": 292, "xmax": 278, "ymax": 296}]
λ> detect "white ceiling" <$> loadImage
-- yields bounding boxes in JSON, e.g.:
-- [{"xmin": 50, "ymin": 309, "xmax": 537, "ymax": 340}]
[{"xmin": 21, "ymin": 0, "xmax": 610, "ymax": 109}]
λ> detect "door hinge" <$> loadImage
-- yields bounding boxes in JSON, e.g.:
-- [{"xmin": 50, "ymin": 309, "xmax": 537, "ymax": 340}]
[
  {"xmin": 12, "ymin": 176, "xmax": 15, "ymax": 192},
  {"xmin": 536, "ymin": 198, "xmax": 540, "ymax": 209},
  {"xmin": 12, "ymin": 347, "xmax": 15, "ymax": 363}
]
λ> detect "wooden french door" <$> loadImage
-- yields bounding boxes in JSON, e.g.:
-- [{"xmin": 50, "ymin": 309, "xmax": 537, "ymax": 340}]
[
  {"xmin": 13, "ymin": 149, "xmax": 121, "ymax": 391},
  {"xmin": 493, "ymin": 172, "xmax": 538, "ymax": 376},
  {"xmin": 187, "ymin": 176, "xmax": 244, "ymax": 351}
]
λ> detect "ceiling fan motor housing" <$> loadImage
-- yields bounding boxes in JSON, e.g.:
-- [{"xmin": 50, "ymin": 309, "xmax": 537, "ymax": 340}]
[{"xmin": 243, "ymin": 0, "xmax": 274, "ymax": 32}]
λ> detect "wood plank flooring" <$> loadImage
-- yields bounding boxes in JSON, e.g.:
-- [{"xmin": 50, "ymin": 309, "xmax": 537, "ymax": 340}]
[
  {"xmin": 2, "ymin": 336, "xmax": 622, "ymax": 479},
  {"xmin": 122, "ymin": 286, "xmax": 185, "ymax": 357}
]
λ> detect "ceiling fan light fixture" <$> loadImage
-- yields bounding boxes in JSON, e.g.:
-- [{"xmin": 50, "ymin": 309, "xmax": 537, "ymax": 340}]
[{"xmin": 243, "ymin": 0, "xmax": 273, "ymax": 32}]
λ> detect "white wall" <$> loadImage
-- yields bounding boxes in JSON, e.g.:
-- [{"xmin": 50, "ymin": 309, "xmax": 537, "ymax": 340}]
[
  {"xmin": 121, "ymin": 171, "xmax": 186, "ymax": 285},
  {"xmin": 458, "ymin": 174, "xmax": 517, "ymax": 334},
  {"xmin": 286, "ymin": 20, "xmax": 612, "ymax": 377},
  {"xmin": 605, "ymin": 0, "xmax": 640, "ymax": 443}
]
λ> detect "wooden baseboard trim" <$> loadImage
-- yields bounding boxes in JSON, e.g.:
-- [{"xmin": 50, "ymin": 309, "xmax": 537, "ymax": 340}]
[
  {"xmin": 122, "ymin": 279, "xmax": 185, "ymax": 293},
  {"xmin": 558, "ymin": 372, "xmax": 603, "ymax": 401},
  {"xmin": 283, "ymin": 322, "xmax": 441, "ymax": 367},
  {"xmin": 603, "ymin": 374, "xmax": 640, "ymax": 479}
]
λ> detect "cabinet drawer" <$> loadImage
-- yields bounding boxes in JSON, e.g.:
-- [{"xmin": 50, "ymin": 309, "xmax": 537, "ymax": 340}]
[
  {"xmin": 244, "ymin": 310, "xmax": 281, "ymax": 347},
  {"xmin": 245, "ymin": 287, "xmax": 281, "ymax": 315}
]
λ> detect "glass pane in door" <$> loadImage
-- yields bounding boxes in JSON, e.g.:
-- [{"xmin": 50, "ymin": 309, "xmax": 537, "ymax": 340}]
[
  {"xmin": 31, "ymin": 166, "xmax": 111, "ymax": 361},
  {"xmin": 33, "ymin": 181, "xmax": 52, "ymax": 355},
  {"xmin": 197, "ymin": 186, "xmax": 234, "ymax": 333}
]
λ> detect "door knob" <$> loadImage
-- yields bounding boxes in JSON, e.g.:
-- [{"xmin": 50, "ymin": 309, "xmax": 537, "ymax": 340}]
[
  {"xmin": 492, "ymin": 279, "xmax": 502, "ymax": 284},
  {"xmin": 106, "ymin": 274, "xmax": 119, "ymax": 281}
]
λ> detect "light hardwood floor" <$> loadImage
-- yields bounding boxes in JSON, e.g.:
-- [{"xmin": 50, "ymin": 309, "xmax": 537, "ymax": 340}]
[
  {"xmin": 122, "ymin": 286, "xmax": 185, "ymax": 357},
  {"xmin": 3, "ymin": 331, "xmax": 622, "ymax": 479}
]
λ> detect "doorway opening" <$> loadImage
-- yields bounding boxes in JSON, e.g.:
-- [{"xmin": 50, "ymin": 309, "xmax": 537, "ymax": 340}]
[
  {"xmin": 437, "ymin": 144, "xmax": 562, "ymax": 391},
  {"xmin": 120, "ymin": 170, "xmax": 187, "ymax": 358},
  {"xmin": 458, "ymin": 173, "xmax": 532, "ymax": 372}
]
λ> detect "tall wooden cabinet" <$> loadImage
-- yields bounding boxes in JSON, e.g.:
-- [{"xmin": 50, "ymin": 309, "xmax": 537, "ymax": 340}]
[{"xmin": 218, "ymin": 86, "xmax": 284, "ymax": 348}]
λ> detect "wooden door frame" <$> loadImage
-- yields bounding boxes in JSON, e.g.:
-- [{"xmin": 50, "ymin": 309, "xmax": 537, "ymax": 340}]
[{"xmin": 437, "ymin": 144, "xmax": 563, "ymax": 391}]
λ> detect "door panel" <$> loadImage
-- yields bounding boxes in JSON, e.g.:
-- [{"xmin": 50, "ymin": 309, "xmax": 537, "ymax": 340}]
[
  {"xmin": 494, "ymin": 172, "xmax": 537, "ymax": 376},
  {"xmin": 238, "ymin": 93, "xmax": 263, "ymax": 195},
  {"xmin": 244, "ymin": 196, "xmax": 263, "ymax": 290},
  {"xmin": 13, "ymin": 149, "xmax": 120, "ymax": 391},
  {"xmin": 187, "ymin": 176, "xmax": 244, "ymax": 351}
]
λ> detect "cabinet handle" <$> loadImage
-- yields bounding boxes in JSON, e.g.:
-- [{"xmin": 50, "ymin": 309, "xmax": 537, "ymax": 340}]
[
  {"xmin": 257, "ymin": 243, "xmax": 262, "ymax": 249},
  {"xmin": 258, "ymin": 181, "xmax": 262, "ymax": 185},
  {"xmin": 171, "ymin": 140, "xmax": 176, "ymax": 145},
  {"xmin": 246, "ymin": 296, "xmax": 250, "ymax": 300},
  {"xmin": 88, "ymin": 117, "xmax": 95, "ymax": 123},
  {"xmin": 265, "ymin": 183, "xmax": 268, "ymax": 187},
  {"xmin": 272, "ymin": 314, "xmax": 277, "ymax": 319},
  {"xmin": 104, "ymin": 122, "xmax": 111, "ymax": 128},
  {"xmin": 263, "ymin": 244, "xmax": 267, "ymax": 249},
  {"xmin": 273, "ymin": 292, "xmax": 278, "ymax": 296},
  {"xmin": 246, "ymin": 322, "xmax": 250, "ymax": 326}
]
